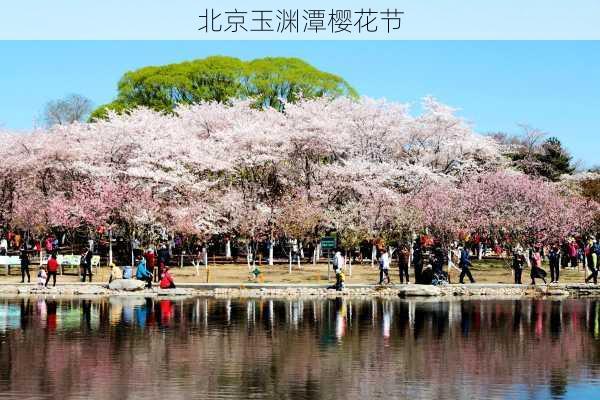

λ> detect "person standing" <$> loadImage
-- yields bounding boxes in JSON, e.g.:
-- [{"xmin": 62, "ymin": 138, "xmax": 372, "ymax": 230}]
[
  {"xmin": 587, "ymin": 239, "xmax": 600, "ymax": 268},
  {"xmin": 560, "ymin": 241, "xmax": 570, "ymax": 270},
  {"xmin": 548, "ymin": 246, "xmax": 561, "ymax": 283},
  {"xmin": 530, "ymin": 247, "xmax": 547, "ymax": 285},
  {"xmin": 568, "ymin": 240, "xmax": 579, "ymax": 268},
  {"xmin": 398, "ymin": 245, "xmax": 410, "ymax": 284},
  {"xmin": 577, "ymin": 238, "xmax": 586, "ymax": 268},
  {"xmin": 512, "ymin": 250, "xmax": 525, "ymax": 284},
  {"xmin": 80, "ymin": 248, "xmax": 93, "ymax": 282},
  {"xmin": 45, "ymin": 236, "xmax": 54, "ymax": 256},
  {"xmin": 584, "ymin": 240, "xmax": 593, "ymax": 270},
  {"xmin": 332, "ymin": 249, "xmax": 345, "ymax": 291},
  {"xmin": 378, "ymin": 248, "xmax": 391, "ymax": 285},
  {"xmin": 19, "ymin": 248, "xmax": 31, "ymax": 283},
  {"xmin": 145, "ymin": 248, "xmax": 157, "ymax": 282},
  {"xmin": 45, "ymin": 253, "xmax": 60, "ymax": 287},
  {"xmin": 412, "ymin": 240, "xmax": 423, "ymax": 284},
  {"xmin": 157, "ymin": 243, "xmax": 170, "ymax": 281},
  {"xmin": 585, "ymin": 240, "xmax": 598, "ymax": 284},
  {"xmin": 459, "ymin": 246, "xmax": 475, "ymax": 284},
  {"xmin": 0, "ymin": 236, "xmax": 7, "ymax": 255},
  {"xmin": 594, "ymin": 239, "xmax": 600, "ymax": 266}
]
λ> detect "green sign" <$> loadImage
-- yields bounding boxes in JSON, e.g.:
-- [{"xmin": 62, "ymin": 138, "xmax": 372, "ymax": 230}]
[{"xmin": 320, "ymin": 236, "xmax": 336, "ymax": 250}]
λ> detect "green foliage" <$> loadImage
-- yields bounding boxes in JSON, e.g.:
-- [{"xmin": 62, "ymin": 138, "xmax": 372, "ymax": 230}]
[
  {"xmin": 537, "ymin": 137, "xmax": 575, "ymax": 180},
  {"xmin": 509, "ymin": 137, "xmax": 575, "ymax": 181},
  {"xmin": 88, "ymin": 100, "xmax": 131, "ymax": 121},
  {"xmin": 90, "ymin": 56, "xmax": 357, "ymax": 120}
]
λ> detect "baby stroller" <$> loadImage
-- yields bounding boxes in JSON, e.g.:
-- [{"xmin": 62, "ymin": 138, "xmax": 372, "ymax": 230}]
[{"xmin": 431, "ymin": 270, "xmax": 449, "ymax": 286}]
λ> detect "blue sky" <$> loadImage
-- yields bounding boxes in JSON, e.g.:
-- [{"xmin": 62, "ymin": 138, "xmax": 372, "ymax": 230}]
[{"xmin": 0, "ymin": 41, "xmax": 598, "ymax": 166}]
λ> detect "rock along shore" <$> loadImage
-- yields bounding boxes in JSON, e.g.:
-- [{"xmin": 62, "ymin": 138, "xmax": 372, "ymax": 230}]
[{"xmin": 0, "ymin": 282, "xmax": 600, "ymax": 300}]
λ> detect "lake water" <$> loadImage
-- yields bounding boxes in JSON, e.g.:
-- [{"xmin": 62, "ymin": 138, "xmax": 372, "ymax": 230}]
[{"xmin": 0, "ymin": 296, "xmax": 599, "ymax": 399}]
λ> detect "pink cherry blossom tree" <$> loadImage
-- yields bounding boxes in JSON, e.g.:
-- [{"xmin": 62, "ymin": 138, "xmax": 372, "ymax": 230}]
[{"xmin": 0, "ymin": 96, "xmax": 596, "ymax": 273}]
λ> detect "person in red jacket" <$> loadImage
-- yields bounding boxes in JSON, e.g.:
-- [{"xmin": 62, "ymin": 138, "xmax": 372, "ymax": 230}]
[
  {"xmin": 159, "ymin": 267, "xmax": 176, "ymax": 289},
  {"xmin": 45, "ymin": 253, "xmax": 60, "ymax": 287},
  {"xmin": 145, "ymin": 248, "xmax": 157, "ymax": 282}
]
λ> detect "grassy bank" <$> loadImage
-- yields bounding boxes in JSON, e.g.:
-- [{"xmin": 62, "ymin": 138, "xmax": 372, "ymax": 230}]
[{"xmin": 0, "ymin": 259, "xmax": 591, "ymax": 285}]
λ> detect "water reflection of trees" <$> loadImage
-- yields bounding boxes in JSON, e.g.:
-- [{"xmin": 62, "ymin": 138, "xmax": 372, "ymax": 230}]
[{"xmin": 0, "ymin": 297, "xmax": 599, "ymax": 399}]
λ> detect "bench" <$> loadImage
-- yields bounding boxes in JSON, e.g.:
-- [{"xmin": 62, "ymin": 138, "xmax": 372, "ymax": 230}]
[
  {"xmin": 0, "ymin": 256, "xmax": 22, "ymax": 276},
  {"xmin": 91, "ymin": 255, "xmax": 101, "ymax": 274},
  {"xmin": 58, "ymin": 255, "xmax": 101, "ymax": 276},
  {"xmin": 57, "ymin": 254, "xmax": 82, "ymax": 275}
]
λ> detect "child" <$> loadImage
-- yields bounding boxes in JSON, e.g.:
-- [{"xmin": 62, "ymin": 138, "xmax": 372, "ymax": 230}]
[
  {"xmin": 108, "ymin": 263, "xmax": 122, "ymax": 283},
  {"xmin": 37, "ymin": 266, "xmax": 47, "ymax": 287}
]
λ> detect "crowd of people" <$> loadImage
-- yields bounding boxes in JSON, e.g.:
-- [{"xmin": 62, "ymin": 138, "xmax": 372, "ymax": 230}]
[
  {"xmin": 10, "ymin": 240, "xmax": 179, "ymax": 290},
  {"xmin": 325, "ymin": 235, "xmax": 600, "ymax": 289}
]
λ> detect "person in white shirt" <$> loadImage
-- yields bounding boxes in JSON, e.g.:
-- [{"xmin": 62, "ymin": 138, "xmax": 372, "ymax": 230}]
[
  {"xmin": 378, "ymin": 248, "xmax": 391, "ymax": 285},
  {"xmin": 0, "ymin": 237, "xmax": 7, "ymax": 255},
  {"xmin": 331, "ymin": 250, "xmax": 346, "ymax": 291},
  {"xmin": 333, "ymin": 251, "xmax": 344, "ymax": 273}
]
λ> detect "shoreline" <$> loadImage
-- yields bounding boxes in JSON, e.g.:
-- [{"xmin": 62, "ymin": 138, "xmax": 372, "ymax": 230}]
[{"xmin": 1, "ymin": 282, "xmax": 600, "ymax": 300}]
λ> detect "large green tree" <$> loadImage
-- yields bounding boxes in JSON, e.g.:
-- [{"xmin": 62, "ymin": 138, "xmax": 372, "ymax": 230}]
[
  {"xmin": 535, "ymin": 137, "xmax": 575, "ymax": 180},
  {"xmin": 507, "ymin": 135, "xmax": 575, "ymax": 181},
  {"xmin": 90, "ymin": 56, "xmax": 357, "ymax": 119}
]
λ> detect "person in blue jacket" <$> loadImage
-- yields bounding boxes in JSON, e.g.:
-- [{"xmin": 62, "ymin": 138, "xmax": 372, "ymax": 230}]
[
  {"xmin": 135, "ymin": 255, "xmax": 153, "ymax": 288},
  {"xmin": 459, "ymin": 246, "xmax": 475, "ymax": 284}
]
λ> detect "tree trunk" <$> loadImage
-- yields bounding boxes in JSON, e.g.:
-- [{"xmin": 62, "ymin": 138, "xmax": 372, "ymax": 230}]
[
  {"xmin": 194, "ymin": 254, "xmax": 200, "ymax": 276},
  {"xmin": 268, "ymin": 240, "xmax": 274, "ymax": 266},
  {"xmin": 130, "ymin": 234, "xmax": 135, "ymax": 268},
  {"xmin": 225, "ymin": 239, "xmax": 232, "ymax": 259},
  {"xmin": 39, "ymin": 236, "xmax": 43, "ymax": 266},
  {"xmin": 246, "ymin": 243, "xmax": 251, "ymax": 269},
  {"xmin": 316, "ymin": 243, "xmax": 321, "ymax": 262},
  {"xmin": 371, "ymin": 244, "xmax": 377, "ymax": 267},
  {"xmin": 288, "ymin": 250, "xmax": 292, "ymax": 274},
  {"xmin": 346, "ymin": 250, "xmax": 352, "ymax": 277},
  {"xmin": 108, "ymin": 229, "xmax": 113, "ymax": 266}
]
